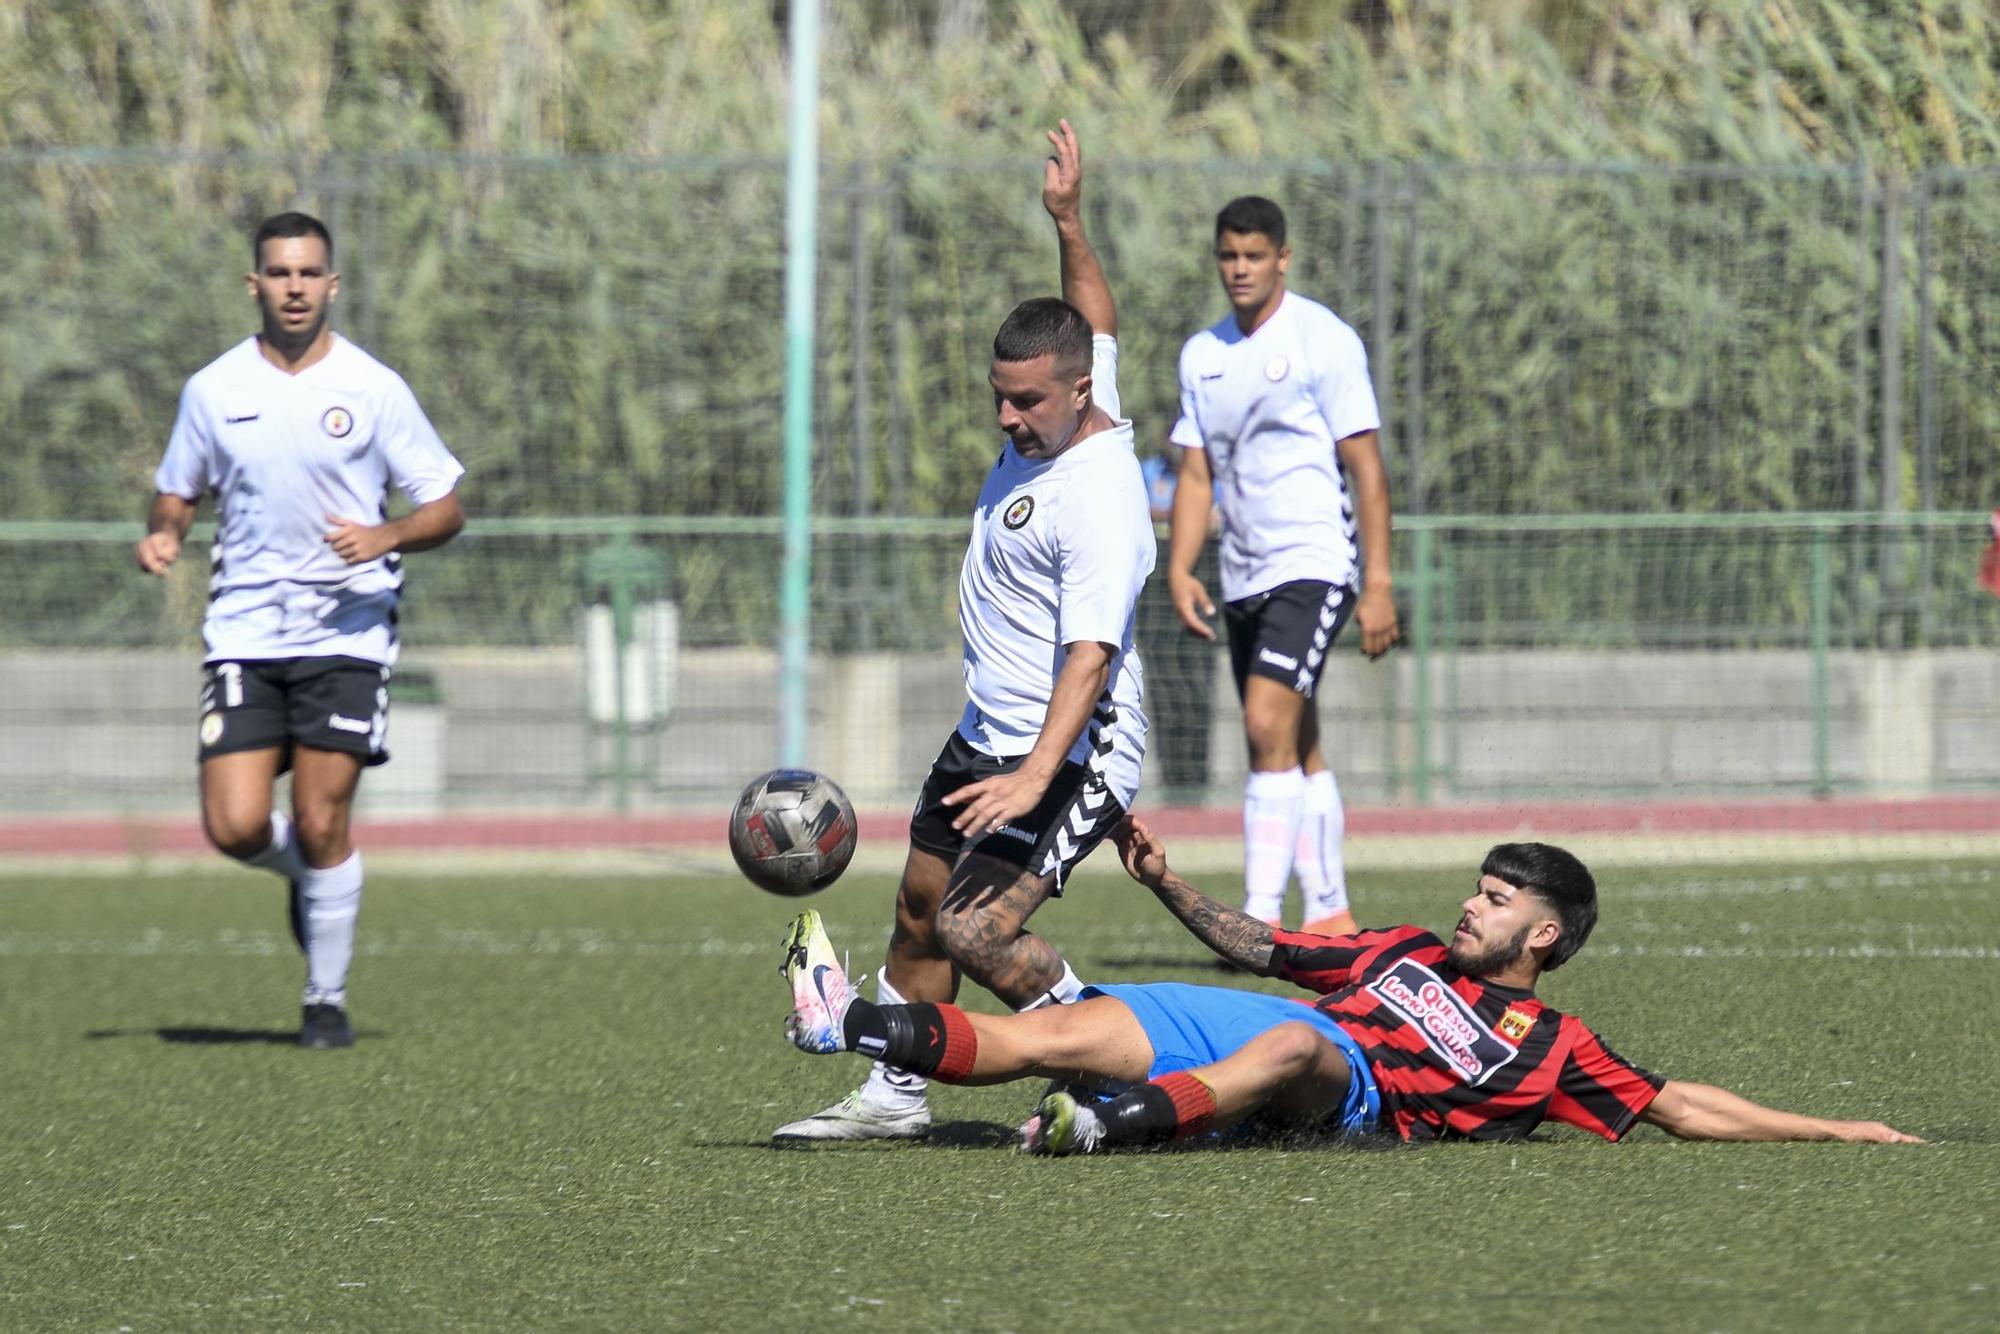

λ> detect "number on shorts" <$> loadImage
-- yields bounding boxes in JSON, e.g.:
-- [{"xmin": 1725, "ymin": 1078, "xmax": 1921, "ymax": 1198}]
[{"xmin": 217, "ymin": 662, "xmax": 244, "ymax": 709}]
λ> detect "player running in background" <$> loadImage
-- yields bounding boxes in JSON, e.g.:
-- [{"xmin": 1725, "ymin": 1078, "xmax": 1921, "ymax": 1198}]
[
  {"xmin": 773, "ymin": 122, "xmax": 1155, "ymax": 1141},
  {"xmin": 779, "ymin": 820, "xmax": 1921, "ymax": 1152},
  {"xmin": 1167, "ymin": 197, "xmax": 1398, "ymax": 939},
  {"xmin": 136, "ymin": 212, "xmax": 465, "ymax": 1049}
]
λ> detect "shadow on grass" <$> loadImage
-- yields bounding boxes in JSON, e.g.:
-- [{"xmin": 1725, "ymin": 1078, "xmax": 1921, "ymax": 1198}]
[
  {"xmin": 745, "ymin": 1120, "xmax": 1021, "ymax": 1152},
  {"xmin": 83, "ymin": 1026, "xmax": 379, "ymax": 1046}
]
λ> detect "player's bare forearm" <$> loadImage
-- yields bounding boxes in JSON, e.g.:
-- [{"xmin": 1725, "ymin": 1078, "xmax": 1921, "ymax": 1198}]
[
  {"xmin": 1337, "ymin": 432, "xmax": 1393, "ymax": 597},
  {"xmin": 1166, "ymin": 450, "xmax": 1213, "ymax": 580},
  {"xmin": 324, "ymin": 491, "xmax": 465, "ymax": 565},
  {"xmin": 1166, "ymin": 448, "xmax": 1217, "ymax": 638},
  {"xmin": 136, "ymin": 492, "xmax": 197, "ymax": 574},
  {"xmin": 1336, "ymin": 431, "xmax": 1399, "ymax": 657},
  {"xmin": 385, "ymin": 490, "xmax": 466, "ymax": 553},
  {"xmin": 1041, "ymin": 120, "xmax": 1115, "ymax": 336},
  {"xmin": 945, "ymin": 640, "xmax": 1111, "ymax": 836},
  {"xmin": 147, "ymin": 491, "xmax": 197, "ymax": 539},
  {"xmin": 1025, "ymin": 640, "xmax": 1113, "ymax": 778},
  {"xmin": 1055, "ymin": 215, "xmax": 1116, "ymax": 337},
  {"xmin": 1149, "ymin": 868, "xmax": 1277, "ymax": 974},
  {"xmin": 1640, "ymin": 1080, "xmax": 1923, "ymax": 1143}
]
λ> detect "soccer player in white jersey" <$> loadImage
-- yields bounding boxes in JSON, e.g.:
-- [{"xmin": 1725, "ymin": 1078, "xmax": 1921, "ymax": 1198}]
[
  {"xmin": 1167, "ymin": 196, "xmax": 1399, "ymax": 940},
  {"xmin": 135, "ymin": 212, "xmax": 465, "ymax": 1049},
  {"xmin": 774, "ymin": 122, "xmax": 1155, "ymax": 1141}
]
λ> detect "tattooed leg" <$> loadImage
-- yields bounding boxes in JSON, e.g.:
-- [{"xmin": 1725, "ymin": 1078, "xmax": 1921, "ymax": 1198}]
[{"xmin": 934, "ymin": 852, "xmax": 1067, "ymax": 1007}]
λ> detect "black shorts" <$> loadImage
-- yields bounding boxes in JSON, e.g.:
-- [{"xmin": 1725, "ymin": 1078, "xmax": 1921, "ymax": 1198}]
[
  {"xmin": 198, "ymin": 656, "xmax": 392, "ymax": 769},
  {"xmin": 1223, "ymin": 580, "xmax": 1354, "ymax": 701},
  {"xmin": 908, "ymin": 732, "xmax": 1125, "ymax": 890}
]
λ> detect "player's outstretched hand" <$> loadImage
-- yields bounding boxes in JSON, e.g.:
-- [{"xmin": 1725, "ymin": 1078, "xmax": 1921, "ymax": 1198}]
[
  {"xmin": 1042, "ymin": 119, "xmax": 1082, "ymax": 222},
  {"xmin": 1168, "ymin": 569, "xmax": 1217, "ymax": 641},
  {"xmin": 1111, "ymin": 815, "xmax": 1168, "ymax": 889},
  {"xmin": 943, "ymin": 767, "xmax": 1052, "ymax": 839},
  {"xmin": 1829, "ymin": 1120, "xmax": 1926, "ymax": 1144},
  {"xmin": 1354, "ymin": 585, "xmax": 1400, "ymax": 658},
  {"xmin": 324, "ymin": 514, "xmax": 395, "ymax": 564},
  {"xmin": 134, "ymin": 531, "xmax": 181, "ymax": 575}
]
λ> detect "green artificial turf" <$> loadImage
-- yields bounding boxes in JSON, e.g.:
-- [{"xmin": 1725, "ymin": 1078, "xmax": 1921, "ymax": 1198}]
[{"xmin": 0, "ymin": 859, "xmax": 1993, "ymax": 1330}]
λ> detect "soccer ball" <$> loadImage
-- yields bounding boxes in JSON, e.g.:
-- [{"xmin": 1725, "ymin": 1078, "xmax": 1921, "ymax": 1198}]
[{"xmin": 727, "ymin": 768, "xmax": 859, "ymax": 897}]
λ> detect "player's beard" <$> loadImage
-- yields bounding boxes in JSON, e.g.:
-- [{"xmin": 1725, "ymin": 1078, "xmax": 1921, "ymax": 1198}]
[
  {"xmin": 1448, "ymin": 919, "xmax": 1534, "ymax": 976},
  {"xmin": 261, "ymin": 300, "xmax": 327, "ymax": 357},
  {"xmin": 1015, "ymin": 414, "xmax": 1074, "ymax": 460}
]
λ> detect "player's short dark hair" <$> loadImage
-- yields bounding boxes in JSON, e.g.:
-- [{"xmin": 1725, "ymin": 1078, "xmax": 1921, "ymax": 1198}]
[
  {"xmin": 1215, "ymin": 195, "xmax": 1287, "ymax": 247},
  {"xmin": 252, "ymin": 211, "xmax": 334, "ymax": 267},
  {"xmin": 1481, "ymin": 842, "xmax": 1597, "ymax": 971},
  {"xmin": 992, "ymin": 297, "xmax": 1093, "ymax": 380}
]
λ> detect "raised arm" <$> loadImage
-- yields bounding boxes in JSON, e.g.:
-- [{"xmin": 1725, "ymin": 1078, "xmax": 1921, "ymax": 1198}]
[
  {"xmin": 1042, "ymin": 119, "xmax": 1114, "ymax": 337},
  {"xmin": 1112, "ymin": 816, "xmax": 1278, "ymax": 974},
  {"xmin": 1640, "ymin": 1079, "xmax": 1922, "ymax": 1143}
]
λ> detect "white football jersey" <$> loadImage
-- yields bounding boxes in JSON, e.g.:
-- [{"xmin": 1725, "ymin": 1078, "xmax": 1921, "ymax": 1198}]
[
  {"xmin": 955, "ymin": 334, "xmax": 1153, "ymax": 805},
  {"xmin": 154, "ymin": 334, "xmax": 465, "ymax": 665},
  {"xmin": 1170, "ymin": 292, "xmax": 1380, "ymax": 602}
]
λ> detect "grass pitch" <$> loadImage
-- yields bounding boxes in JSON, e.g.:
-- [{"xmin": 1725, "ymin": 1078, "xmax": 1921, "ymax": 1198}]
[{"xmin": 1, "ymin": 857, "xmax": 1994, "ymax": 1330}]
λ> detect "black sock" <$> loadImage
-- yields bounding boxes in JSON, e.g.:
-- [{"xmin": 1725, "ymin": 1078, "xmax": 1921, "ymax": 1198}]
[
  {"xmin": 841, "ymin": 1001, "xmax": 955, "ymax": 1075},
  {"xmin": 841, "ymin": 998, "xmax": 887, "ymax": 1054},
  {"xmin": 1097, "ymin": 1084, "xmax": 1180, "ymax": 1147}
]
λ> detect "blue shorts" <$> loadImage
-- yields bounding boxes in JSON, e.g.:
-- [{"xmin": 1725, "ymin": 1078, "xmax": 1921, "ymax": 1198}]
[{"xmin": 1084, "ymin": 982, "xmax": 1380, "ymax": 1135}]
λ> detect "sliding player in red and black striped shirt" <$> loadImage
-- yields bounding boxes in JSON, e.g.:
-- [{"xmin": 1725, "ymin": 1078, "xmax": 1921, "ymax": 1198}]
[{"xmin": 781, "ymin": 818, "xmax": 1920, "ymax": 1152}]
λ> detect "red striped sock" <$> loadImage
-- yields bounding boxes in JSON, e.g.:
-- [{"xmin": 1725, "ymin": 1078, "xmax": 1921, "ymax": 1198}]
[
  {"xmin": 932, "ymin": 1004, "xmax": 979, "ymax": 1083},
  {"xmin": 1154, "ymin": 1071, "xmax": 1218, "ymax": 1138}
]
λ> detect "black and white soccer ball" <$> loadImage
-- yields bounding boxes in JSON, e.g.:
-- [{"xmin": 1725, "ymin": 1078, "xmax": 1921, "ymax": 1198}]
[{"xmin": 727, "ymin": 768, "xmax": 859, "ymax": 897}]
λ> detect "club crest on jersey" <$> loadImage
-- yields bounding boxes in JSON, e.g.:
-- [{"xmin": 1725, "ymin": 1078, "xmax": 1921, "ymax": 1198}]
[
  {"xmin": 1003, "ymin": 496, "xmax": 1035, "ymax": 530},
  {"xmin": 321, "ymin": 406, "xmax": 354, "ymax": 438},
  {"xmin": 1497, "ymin": 1005, "xmax": 1536, "ymax": 1044},
  {"xmin": 1368, "ymin": 958, "xmax": 1520, "ymax": 1086},
  {"xmin": 1264, "ymin": 354, "xmax": 1290, "ymax": 382}
]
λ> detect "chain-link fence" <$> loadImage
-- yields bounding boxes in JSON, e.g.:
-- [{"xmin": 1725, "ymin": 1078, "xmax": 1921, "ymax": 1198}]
[
  {"xmin": 2, "ymin": 151, "xmax": 1996, "ymax": 819},
  {"xmin": 5, "ymin": 151, "xmax": 1993, "ymax": 523},
  {"xmin": 5, "ymin": 514, "xmax": 1996, "ymax": 818}
]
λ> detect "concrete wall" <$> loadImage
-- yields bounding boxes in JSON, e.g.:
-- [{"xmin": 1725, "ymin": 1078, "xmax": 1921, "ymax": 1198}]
[{"xmin": 1, "ymin": 647, "xmax": 1996, "ymax": 815}]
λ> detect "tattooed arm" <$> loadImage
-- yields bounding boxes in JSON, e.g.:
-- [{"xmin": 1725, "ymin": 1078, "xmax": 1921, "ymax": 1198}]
[{"xmin": 1111, "ymin": 817, "xmax": 1277, "ymax": 975}]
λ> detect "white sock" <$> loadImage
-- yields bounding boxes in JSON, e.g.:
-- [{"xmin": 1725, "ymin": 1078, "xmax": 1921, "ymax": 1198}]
[
  {"xmin": 1017, "ymin": 959, "xmax": 1086, "ymax": 1011},
  {"xmin": 1242, "ymin": 768, "xmax": 1306, "ymax": 923},
  {"xmin": 299, "ymin": 850, "xmax": 363, "ymax": 1006},
  {"xmin": 859, "ymin": 971, "xmax": 928, "ymax": 1109},
  {"xmin": 1296, "ymin": 768, "xmax": 1350, "ymax": 924},
  {"xmin": 242, "ymin": 812, "xmax": 308, "ymax": 883}
]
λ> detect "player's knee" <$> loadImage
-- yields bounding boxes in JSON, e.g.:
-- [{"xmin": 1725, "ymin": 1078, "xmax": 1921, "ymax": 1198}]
[
  {"xmin": 1243, "ymin": 715, "xmax": 1301, "ymax": 769},
  {"xmin": 291, "ymin": 802, "xmax": 349, "ymax": 861},
  {"xmin": 1262, "ymin": 1022, "xmax": 1328, "ymax": 1077},
  {"xmin": 200, "ymin": 793, "xmax": 271, "ymax": 860},
  {"xmin": 202, "ymin": 810, "xmax": 268, "ymax": 862}
]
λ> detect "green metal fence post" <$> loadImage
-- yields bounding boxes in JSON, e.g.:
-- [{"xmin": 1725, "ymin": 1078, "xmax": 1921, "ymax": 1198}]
[
  {"xmin": 609, "ymin": 528, "xmax": 636, "ymax": 812},
  {"xmin": 1411, "ymin": 525, "xmax": 1436, "ymax": 806},
  {"xmin": 1810, "ymin": 522, "xmax": 1833, "ymax": 797}
]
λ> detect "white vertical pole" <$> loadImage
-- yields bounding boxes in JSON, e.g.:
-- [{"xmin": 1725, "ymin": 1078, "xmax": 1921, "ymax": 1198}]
[{"xmin": 778, "ymin": 0, "xmax": 821, "ymax": 766}]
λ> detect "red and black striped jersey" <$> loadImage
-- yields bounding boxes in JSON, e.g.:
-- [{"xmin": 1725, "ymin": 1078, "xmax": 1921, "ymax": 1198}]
[{"xmin": 1271, "ymin": 924, "xmax": 1663, "ymax": 1143}]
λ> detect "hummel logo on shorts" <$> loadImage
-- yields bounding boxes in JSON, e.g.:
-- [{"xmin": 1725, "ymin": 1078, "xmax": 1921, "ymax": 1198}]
[
  {"xmin": 327, "ymin": 714, "xmax": 371, "ymax": 734},
  {"xmin": 1259, "ymin": 648, "xmax": 1299, "ymax": 670}
]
